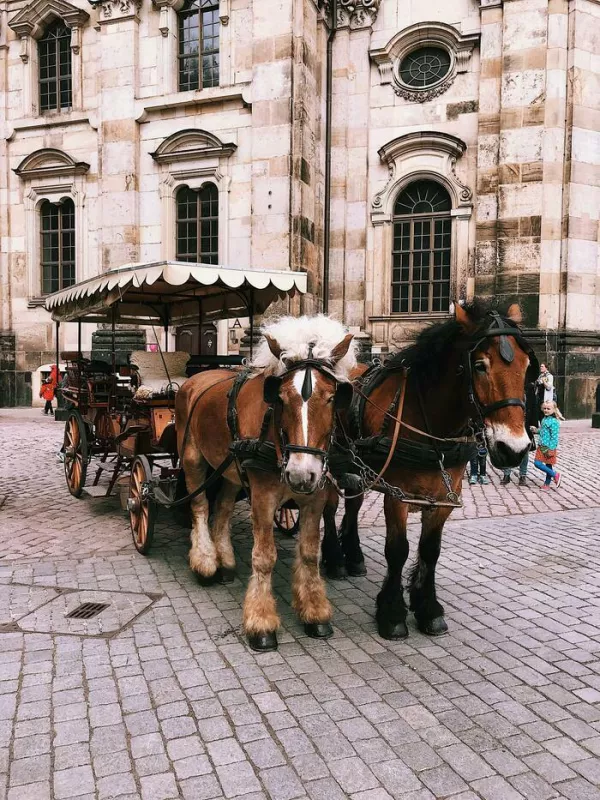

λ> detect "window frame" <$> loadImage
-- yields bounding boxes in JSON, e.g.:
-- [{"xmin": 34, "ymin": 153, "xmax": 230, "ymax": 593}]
[
  {"xmin": 39, "ymin": 197, "xmax": 76, "ymax": 295},
  {"xmin": 177, "ymin": 0, "xmax": 220, "ymax": 93},
  {"xmin": 175, "ymin": 183, "xmax": 219, "ymax": 264},
  {"xmin": 38, "ymin": 20, "xmax": 73, "ymax": 113}
]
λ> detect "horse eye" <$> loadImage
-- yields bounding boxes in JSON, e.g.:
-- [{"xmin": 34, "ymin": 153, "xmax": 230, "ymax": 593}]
[
  {"xmin": 474, "ymin": 361, "xmax": 487, "ymax": 374},
  {"xmin": 326, "ymin": 395, "xmax": 335, "ymax": 404}
]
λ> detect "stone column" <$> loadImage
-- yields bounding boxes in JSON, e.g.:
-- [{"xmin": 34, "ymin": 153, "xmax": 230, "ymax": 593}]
[
  {"xmin": 329, "ymin": 0, "xmax": 380, "ymax": 329},
  {"xmin": 97, "ymin": 0, "xmax": 142, "ymax": 270}
]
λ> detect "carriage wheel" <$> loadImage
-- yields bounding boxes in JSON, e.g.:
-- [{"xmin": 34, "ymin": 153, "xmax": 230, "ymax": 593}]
[
  {"xmin": 128, "ymin": 455, "xmax": 156, "ymax": 555},
  {"xmin": 274, "ymin": 504, "xmax": 300, "ymax": 537},
  {"xmin": 63, "ymin": 411, "xmax": 88, "ymax": 498}
]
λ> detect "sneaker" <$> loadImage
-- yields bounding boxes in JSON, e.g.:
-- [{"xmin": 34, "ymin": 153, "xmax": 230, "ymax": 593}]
[
  {"xmin": 541, "ymin": 484, "xmax": 550, "ymax": 491},
  {"xmin": 501, "ymin": 474, "xmax": 511, "ymax": 485},
  {"xmin": 519, "ymin": 475, "xmax": 527, "ymax": 486},
  {"xmin": 553, "ymin": 472, "xmax": 562, "ymax": 489},
  {"xmin": 468, "ymin": 475, "xmax": 477, "ymax": 485},
  {"xmin": 478, "ymin": 476, "xmax": 490, "ymax": 485}
]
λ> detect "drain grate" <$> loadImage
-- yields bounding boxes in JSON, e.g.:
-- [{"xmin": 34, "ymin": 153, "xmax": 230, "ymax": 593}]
[{"xmin": 66, "ymin": 602, "xmax": 109, "ymax": 620}]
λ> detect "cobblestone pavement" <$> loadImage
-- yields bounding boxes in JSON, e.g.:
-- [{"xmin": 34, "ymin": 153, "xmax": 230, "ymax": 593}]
[{"xmin": 1, "ymin": 409, "xmax": 600, "ymax": 800}]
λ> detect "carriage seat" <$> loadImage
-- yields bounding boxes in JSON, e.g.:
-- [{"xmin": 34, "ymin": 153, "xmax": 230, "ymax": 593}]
[{"xmin": 129, "ymin": 351, "xmax": 190, "ymax": 400}]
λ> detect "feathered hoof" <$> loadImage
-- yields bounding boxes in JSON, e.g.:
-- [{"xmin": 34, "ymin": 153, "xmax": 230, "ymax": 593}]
[
  {"xmin": 378, "ymin": 618, "xmax": 409, "ymax": 640},
  {"xmin": 247, "ymin": 631, "xmax": 278, "ymax": 652},
  {"xmin": 324, "ymin": 562, "xmax": 347, "ymax": 581},
  {"xmin": 417, "ymin": 615, "xmax": 448, "ymax": 636},
  {"xmin": 346, "ymin": 559, "xmax": 367, "ymax": 577},
  {"xmin": 216, "ymin": 567, "xmax": 236, "ymax": 584},
  {"xmin": 304, "ymin": 621, "xmax": 333, "ymax": 639}
]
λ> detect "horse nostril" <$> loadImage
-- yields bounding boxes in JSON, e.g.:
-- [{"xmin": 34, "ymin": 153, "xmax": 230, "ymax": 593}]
[{"xmin": 308, "ymin": 472, "xmax": 316, "ymax": 485}]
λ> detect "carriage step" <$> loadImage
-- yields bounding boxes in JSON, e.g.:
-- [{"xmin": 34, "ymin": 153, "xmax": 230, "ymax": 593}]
[{"xmin": 83, "ymin": 486, "xmax": 115, "ymax": 498}]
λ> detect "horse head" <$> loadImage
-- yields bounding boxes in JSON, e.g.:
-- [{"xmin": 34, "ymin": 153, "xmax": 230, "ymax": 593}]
[
  {"xmin": 255, "ymin": 317, "xmax": 356, "ymax": 494},
  {"xmin": 456, "ymin": 302, "xmax": 534, "ymax": 469}
]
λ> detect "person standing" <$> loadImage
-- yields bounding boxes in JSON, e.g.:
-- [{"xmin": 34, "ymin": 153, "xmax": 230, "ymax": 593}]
[
  {"xmin": 39, "ymin": 378, "xmax": 55, "ymax": 415},
  {"xmin": 536, "ymin": 364, "xmax": 554, "ymax": 419},
  {"xmin": 531, "ymin": 401, "xmax": 564, "ymax": 490},
  {"xmin": 468, "ymin": 445, "xmax": 489, "ymax": 485}
]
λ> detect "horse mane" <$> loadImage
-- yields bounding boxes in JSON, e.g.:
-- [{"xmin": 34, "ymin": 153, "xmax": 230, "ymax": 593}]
[
  {"xmin": 251, "ymin": 315, "xmax": 358, "ymax": 380},
  {"xmin": 385, "ymin": 299, "xmax": 508, "ymax": 379}
]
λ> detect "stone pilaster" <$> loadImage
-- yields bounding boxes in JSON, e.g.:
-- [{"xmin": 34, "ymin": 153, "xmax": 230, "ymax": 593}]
[{"xmin": 97, "ymin": 0, "xmax": 141, "ymax": 269}]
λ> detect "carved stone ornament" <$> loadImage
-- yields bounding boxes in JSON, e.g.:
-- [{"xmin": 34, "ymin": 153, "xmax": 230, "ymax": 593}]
[
  {"xmin": 321, "ymin": 0, "xmax": 381, "ymax": 30},
  {"xmin": 370, "ymin": 22, "xmax": 479, "ymax": 103},
  {"xmin": 97, "ymin": 0, "xmax": 142, "ymax": 21}
]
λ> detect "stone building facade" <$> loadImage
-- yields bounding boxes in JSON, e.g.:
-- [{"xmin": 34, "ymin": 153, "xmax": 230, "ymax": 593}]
[{"xmin": 0, "ymin": 0, "xmax": 598, "ymax": 415}]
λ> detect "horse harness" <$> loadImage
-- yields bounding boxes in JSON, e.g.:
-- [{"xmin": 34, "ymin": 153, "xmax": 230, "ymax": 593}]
[
  {"xmin": 228, "ymin": 347, "xmax": 350, "ymax": 494},
  {"xmin": 329, "ymin": 312, "xmax": 539, "ymax": 509}
]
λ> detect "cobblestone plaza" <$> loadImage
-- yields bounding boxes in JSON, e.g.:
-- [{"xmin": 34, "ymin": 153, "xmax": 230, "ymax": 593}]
[{"xmin": 1, "ymin": 409, "xmax": 600, "ymax": 800}]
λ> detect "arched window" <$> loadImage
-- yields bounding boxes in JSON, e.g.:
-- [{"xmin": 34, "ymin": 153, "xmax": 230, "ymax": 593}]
[
  {"xmin": 40, "ymin": 198, "xmax": 75, "ymax": 294},
  {"xmin": 38, "ymin": 21, "xmax": 72, "ymax": 112},
  {"xmin": 176, "ymin": 185, "xmax": 219, "ymax": 264},
  {"xmin": 178, "ymin": 0, "xmax": 220, "ymax": 92},
  {"xmin": 392, "ymin": 180, "xmax": 452, "ymax": 314}
]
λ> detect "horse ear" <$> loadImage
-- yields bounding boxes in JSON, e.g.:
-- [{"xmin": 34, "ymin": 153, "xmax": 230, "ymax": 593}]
[
  {"xmin": 334, "ymin": 381, "xmax": 353, "ymax": 411},
  {"xmin": 506, "ymin": 303, "xmax": 523, "ymax": 324},
  {"xmin": 330, "ymin": 333, "xmax": 354, "ymax": 364},
  {"xmin": 455, "ymin": 303, "xmax": 478, "ymax": 333},
  {"xmin": 263, "ymin": 375, "xmax": 283, "ymax": 405},
  {"xmin": 265, "ymin": 335, "xmax": 282, "ymax": 360}
]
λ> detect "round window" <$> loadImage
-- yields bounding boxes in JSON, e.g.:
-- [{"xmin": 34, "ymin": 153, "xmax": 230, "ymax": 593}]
[{"xmin": 399, "ymin": 46, "xmax": 451, "ymax": 89}]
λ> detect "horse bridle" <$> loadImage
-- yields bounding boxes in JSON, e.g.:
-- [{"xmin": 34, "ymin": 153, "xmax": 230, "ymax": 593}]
[
  {"xmin": 464, "ymin": 311, "xmax": 538, "ymax": 428},
  {"xmin": 269, "ymin": 348, "xmax": 346, "ymax": 494}
]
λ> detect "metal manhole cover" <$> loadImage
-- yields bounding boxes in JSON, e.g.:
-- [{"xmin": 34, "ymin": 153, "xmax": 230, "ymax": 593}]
[
  {"xmin": 18, "ymin": 590, "xmax": 155, "ymax": 637},
  {"xmin": 66, "ymin": 602, "xmax": 109, "ymax": 620}
]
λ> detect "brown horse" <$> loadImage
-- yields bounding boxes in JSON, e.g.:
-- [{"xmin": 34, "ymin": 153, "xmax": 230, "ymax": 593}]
[
  {"xmin": 322, "ymin": 301, "xmax": 535, "ymax": 640},
  {"xmin": 175, "ymin": 315, "xmax": 355, "ymax": 651}
]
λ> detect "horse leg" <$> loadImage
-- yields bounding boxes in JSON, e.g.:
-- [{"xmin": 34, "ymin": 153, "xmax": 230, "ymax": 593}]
[
  {"xmin": 341, "ymin": 493, "xmax": 367, "ymax": 577},
  {"xmin": 321, "ymin": 488, "xmax": 347, "ymax": 580},
  {"xmin": 294, "ymin": 495, "xmax": 333, "ymax": 638},
  {"xmin": 184, "ymin": 450, "xmax": 218, "ymax": 581},
  {"xmin": 408, "ymin": 505, "xmax": 451, "ymax": 636},
  {"xmin": 376, "ymin": 495, "xmax": 409, "ymax": 639},
  {"xmin": 210, "ymin": 479, "xmax": 239, "ymax": 583},
  {"xmin": 243, "ymin": 478, "xmax": 281, "ymax": 652}
]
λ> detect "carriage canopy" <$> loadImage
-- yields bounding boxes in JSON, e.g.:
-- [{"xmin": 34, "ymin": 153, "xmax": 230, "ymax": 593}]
[{"xmin": 45, "ymin": 261, "xmax": 308, "ymax": 324}]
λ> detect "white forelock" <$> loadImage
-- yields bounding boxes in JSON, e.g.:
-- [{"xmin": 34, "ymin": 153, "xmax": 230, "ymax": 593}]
[{"xmin": 250, "ymin": 315, "xmax": 358, "ymax": 380}]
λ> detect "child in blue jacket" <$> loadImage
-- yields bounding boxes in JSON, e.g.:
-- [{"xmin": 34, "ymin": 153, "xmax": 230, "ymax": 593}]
[{"xmin": 530, "ymin": 401, "xmax": 564, "ymax": 490}]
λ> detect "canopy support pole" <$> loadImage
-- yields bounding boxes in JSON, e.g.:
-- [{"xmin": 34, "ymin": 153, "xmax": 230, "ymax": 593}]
[
  {"xmin": 249, "ymin": 289, "xmax": 255, "ymax": 360},
  {"xmin": 163, "ymin": 305, "xmax": 169, "ymax": 352},
  {"xmin": 111, "ymin": 305, "xmax": 116, "ymax": 409},
  {"xmin": 55, "ymin": 320, "xmax": 60, "ymax": 389},
  {"xmin": 197, "ymin": 299, "xmax": 203, "ymax": 356}
]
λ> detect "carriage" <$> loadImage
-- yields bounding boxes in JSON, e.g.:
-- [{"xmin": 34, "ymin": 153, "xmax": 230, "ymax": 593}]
[{"xmin": 45, "ymin": 260, "xmax": 306, "ymax": 551}]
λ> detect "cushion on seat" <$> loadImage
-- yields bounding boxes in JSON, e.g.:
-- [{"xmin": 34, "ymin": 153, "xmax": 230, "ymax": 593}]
[{"xmin": 129, "ymin": 351, "xmax": 190, "ymax": 396}]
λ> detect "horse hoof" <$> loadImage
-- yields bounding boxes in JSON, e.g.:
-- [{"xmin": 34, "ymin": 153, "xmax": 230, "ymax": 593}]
[
  {"xmin": 247, "ymin": 632, "xmax": 278, "ymax": 652},
  {"xmin": 378, "ymin": 619, "xmax": 409, "ymax": 640},
  {"xmin": 346, "ymin": 560, "xmax": 367, "ymax": 577},
  {"xmin": 195, "ymin": 571, "xmax": 218, "ymax": 586},
  {"xmin": 216, "ymin": 567, "xmax": 236, "ymax": 584},
  {"xmin": 325, "ymin": 563, "xmax": 347, "ymax": 581},
  {"xmin": 304, "ymin": 622, "xmax": 333, "ymax": 639},
  {"xmin": 418, "ymin": 616, "xmax": 448, "ymax": 636}
]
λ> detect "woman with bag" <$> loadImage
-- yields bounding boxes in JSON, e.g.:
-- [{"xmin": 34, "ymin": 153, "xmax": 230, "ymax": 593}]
[{"xmin": 530, "ymin": 401, "xmax": 564, "ymax": 490}]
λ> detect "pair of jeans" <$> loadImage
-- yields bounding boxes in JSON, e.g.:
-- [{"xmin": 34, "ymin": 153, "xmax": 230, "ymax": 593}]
[
  {"xmin": 470, "ymin": 453, "xmax": 487, "ymax": 477},
  {"xmin": 503, "ymin": 451, "xmax": 529, "ymax": 479},
  {"xmin": 534, "ymin": 459, "xmax": 556, "ymax": 485}
]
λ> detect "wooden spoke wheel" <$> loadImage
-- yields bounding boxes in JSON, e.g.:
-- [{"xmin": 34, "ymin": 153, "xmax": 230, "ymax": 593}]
[
  {"xmin": 274, "ymin": 503, "xmax": 300, "ymax": 537},
  {"xmin": 63, "ymin": 411, "xmax": 88, "ymax": 498},
  {"xmin": 128, "ymin": 455, "xmax": 156, "ymax": 554}
]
